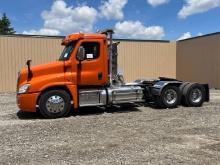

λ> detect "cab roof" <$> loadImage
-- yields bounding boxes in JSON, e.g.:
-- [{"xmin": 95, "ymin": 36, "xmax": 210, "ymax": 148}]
[{"xmin": 61, "ymin": 33, "xmax": 107, "ymax": 45}]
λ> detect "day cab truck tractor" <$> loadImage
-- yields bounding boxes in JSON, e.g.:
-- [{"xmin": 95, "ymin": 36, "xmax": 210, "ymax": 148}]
[{"xmin": 17, "ymin": 29, "xmax": 209, "ymax": 118}]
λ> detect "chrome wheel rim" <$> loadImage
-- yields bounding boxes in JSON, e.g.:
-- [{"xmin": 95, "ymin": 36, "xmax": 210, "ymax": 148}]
[
  {"xmin": 190, "ymin": 88, "xmax": 202, "ymax": 103},
  {"xmin": 46, "ymin": 95, "xmax": 65, "ymax": 113},
  {"xmin": 164, "ymin": 89, "xmax": 177, "ymax": 105}
]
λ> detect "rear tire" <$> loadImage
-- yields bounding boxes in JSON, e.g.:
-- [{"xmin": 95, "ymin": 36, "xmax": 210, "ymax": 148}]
[
  {"xmin": 156, "ymin": 86, "xmax": 181, "ymax": 108},
  {"xmin": 179, "ymin": 82, "xmax": 190, "ymax": 105},
  {"xmin": 39, "ymin": 90, "xmax": 71, "ymax": 119},
  {"xmin": 179, "ymin": 82, "xmax": 190, "ymax": 92},
  {"xmin": 182, "ymin": 83, "xmax": 205, "ymax": 107}
]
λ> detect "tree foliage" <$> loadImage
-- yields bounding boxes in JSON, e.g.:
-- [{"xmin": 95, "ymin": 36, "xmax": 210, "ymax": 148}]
[{"xmin": 0, "ymin": 13, "xmax": 16, "ymax": 34}]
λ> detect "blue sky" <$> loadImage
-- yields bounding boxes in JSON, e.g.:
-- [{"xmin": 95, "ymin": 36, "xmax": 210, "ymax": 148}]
[{"xmin": 0, "ymin": 0, "xmax": 220, "ymax": 40}]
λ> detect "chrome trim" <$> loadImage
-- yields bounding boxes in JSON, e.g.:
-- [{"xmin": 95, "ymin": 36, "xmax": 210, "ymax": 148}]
[
  {"xmin": 190, "ymin": 88, "xmax": 202, "ymax": 103},
  {"xmin": 16, "ymin": 71, "xmax": 20, "ymax": 93},
  {"xmin": 46, "ymin": 95, "xmax": 65, "ymax": 113},
  {"xmin": 163, "ymin": 89, "xmax": 177, "ymax": 105}
]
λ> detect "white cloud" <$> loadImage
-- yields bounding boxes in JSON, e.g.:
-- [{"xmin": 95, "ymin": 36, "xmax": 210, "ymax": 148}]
[
  {"xmin": 197, "ymin": 32, "xmax": 203, "ymax": 36},
  {"xmin": 99, "ymin": 0, "xmax": 128, "ymax": 20},
  {"xmin": 147, "ymin": 0, "xmax": 170, "ymax": 7},
  {"xmin": 177, "ymin": 32, "xmax": 192, "ymax": 40},
  {"xmin": 23, "ymin": 28, "xmax": 60, "ymax": 35},
  {"xmin": 23, "ymin": 0, "xmax": 97, "ymax": 35},
  {"xmin": 114, "ymin": 21, "xmax": 165, "ymax": 40},
  {"xmin": 42, "ymin": 0, "xmax": 97, "ymax": 33},
  {"xmin": 178, "ymin": 0, "xmax": 220, "ymax": 19}
]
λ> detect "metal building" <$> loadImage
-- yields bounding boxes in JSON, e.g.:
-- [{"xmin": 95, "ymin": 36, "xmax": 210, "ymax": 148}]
[
  {"xmin": 0, "ymin": 32, "xmax": 219, "ymax": 92},
  {"xmin": 176, "ymin": 33, "xmax": 220, "ymax": 89}
]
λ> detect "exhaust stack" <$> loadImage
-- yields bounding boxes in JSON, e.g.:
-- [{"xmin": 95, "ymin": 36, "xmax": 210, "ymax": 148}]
[{"xmin": 100, "ymin": 29, "xmax": 115, "ymax": 85}]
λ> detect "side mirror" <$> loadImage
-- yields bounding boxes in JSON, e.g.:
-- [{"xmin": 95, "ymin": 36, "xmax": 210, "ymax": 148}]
[{"xmin": 76, "ymin": 46, "xmax": 85, "ymax": 61}]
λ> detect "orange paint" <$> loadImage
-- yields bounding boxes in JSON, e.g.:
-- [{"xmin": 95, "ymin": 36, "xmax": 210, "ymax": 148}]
[
  {"xmin": 17, "ymin": 93, "xmax": 39, "ymax": 112},
  {"xmin": 17, "ymin": 33, "xmax": 109, "ymax": 112}
]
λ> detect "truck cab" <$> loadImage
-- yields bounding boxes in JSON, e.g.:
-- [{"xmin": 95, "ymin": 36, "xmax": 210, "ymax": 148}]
[{"xmin": 17, "ymin": 30, "xmax": 209, "ymax": 118}]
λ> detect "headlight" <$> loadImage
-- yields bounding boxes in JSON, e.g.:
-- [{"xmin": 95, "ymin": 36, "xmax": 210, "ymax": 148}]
[{"xmin": 18, "ymin": 84, "xmax": 30, "ymax": 94}]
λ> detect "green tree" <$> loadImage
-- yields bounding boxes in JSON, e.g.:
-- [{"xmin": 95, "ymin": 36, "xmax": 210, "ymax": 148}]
[{"xmin": 0, "ymin": 13, "xmax": 16, "ymax": 34}]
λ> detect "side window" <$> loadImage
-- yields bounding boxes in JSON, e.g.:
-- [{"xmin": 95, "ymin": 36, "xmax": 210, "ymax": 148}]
[{"xmin": 80, "ymin": 42, "xmax": 100, "ymax": 60}]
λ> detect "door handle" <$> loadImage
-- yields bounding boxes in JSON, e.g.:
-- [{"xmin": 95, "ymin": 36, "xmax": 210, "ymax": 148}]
[{"xmin": 98, "ymin": 72, "xmax": 103, "ymax": 80}]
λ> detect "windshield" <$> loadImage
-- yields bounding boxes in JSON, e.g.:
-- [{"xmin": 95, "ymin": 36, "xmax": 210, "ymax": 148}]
[{"xmin": 59, "ymin": 42, "xmax": 76, "ymax": 61}]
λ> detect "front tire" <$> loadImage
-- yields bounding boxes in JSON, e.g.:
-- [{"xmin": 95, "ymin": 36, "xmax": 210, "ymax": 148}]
[{"xmin": 39, "ymin": 90, "xmax": 71, "ymax": 118}]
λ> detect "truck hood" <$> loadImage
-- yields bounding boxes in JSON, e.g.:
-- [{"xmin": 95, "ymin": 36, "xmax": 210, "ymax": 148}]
[{"xmin": 18, "ymin": 61, "xmax": 64, "ymax": 86}]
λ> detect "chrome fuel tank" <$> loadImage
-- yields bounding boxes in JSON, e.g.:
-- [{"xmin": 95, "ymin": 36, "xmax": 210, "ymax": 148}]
[
  {"xmin": 108, "ymin": 86, "xmax": 144, "ymax": 104},
  {"xmin": 79, "ymin": 86, "xmax": 144, "ymax": 107}
]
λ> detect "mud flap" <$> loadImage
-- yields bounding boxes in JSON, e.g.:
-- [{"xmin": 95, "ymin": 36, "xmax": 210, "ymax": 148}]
[{"xmin": 203, "ymin": 84, "xmax": 209, "ymax": 102}]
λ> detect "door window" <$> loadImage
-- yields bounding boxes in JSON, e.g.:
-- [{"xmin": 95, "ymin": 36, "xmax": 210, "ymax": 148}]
[{"xmin": 80, "ymin": 42, "xmax": 100, "ymax": 60}]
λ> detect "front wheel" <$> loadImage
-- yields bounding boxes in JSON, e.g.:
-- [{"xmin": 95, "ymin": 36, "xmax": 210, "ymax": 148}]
[
  {"xmin": 39, "ymin": 90, "xmax": 71, "ymax": 118},
  {"xmin": 156, "ymin": 86, "xmax": 181, "ymax": 108}
]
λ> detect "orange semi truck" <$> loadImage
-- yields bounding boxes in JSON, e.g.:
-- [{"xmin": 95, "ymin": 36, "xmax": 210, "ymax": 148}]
[{"xmin": 17, "ymin": 30, "xmax": 209, "ymax": 118}]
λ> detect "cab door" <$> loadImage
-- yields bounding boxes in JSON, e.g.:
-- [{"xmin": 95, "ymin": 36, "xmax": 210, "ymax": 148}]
[{"xmin": 77, "ymin": 39, "xmax": 108, "ymax": 86}]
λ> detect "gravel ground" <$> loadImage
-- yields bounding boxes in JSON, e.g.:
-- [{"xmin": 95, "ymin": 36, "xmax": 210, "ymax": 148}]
[{"xmin": 0, "ymin": 90, "xmax": 220, "ymax": 165}]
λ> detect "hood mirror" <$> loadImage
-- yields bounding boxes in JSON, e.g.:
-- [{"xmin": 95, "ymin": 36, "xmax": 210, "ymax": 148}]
[{"xmin": 77, "ymin": 46, "xmax": 85, "ymax": 61}]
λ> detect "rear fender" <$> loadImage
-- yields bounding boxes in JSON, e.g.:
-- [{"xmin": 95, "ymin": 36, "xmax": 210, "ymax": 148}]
[{"xmin": 151, "ymin": 81, "xmax": 182, "ymax": 96}]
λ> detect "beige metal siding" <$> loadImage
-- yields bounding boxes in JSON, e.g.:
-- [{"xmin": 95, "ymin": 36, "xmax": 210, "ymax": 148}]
[
  {"xmin": 0, "ymin": 36, "xmax": 63, "ymax": 92},
  {"xmin": 0, "ymin": 36, "xmax": 177, "ymax": 92},
  {"xmin": 117, "ymin": 41, "xmax": 176, "ymax": 82},
  {"xmin": 176, "ymin": 34, "xmax": 220, "ymax": 88}
]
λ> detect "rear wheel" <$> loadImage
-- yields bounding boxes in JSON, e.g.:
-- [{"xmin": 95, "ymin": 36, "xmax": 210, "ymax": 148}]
[
  {"xmin": 39, "ymin": 90, "xmax": 71, "ymax": 118},
  {"xmin": 182, "ymin": 83, "xmax": 205, "ymax": 107},
  {"xmin": 156, "ymin": 86, "xmax": 181, "ymax": 108}
]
